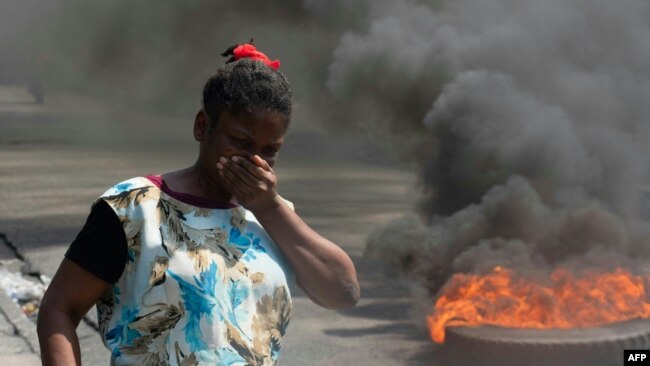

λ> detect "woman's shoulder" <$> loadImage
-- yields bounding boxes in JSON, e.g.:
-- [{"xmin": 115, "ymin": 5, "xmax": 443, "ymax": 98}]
[
  {"xmin": 97, "ymin": 176, "xmax": 162, "ymax": 211},
  {"xmin": 101, "ymin": 176, "xmax": 159, "ymax": 197}
]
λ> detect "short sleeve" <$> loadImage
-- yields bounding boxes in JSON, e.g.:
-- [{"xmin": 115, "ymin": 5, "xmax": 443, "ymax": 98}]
[{"xmin": 65, "ymin": 199, "xmax": 128, "ymax": 283}]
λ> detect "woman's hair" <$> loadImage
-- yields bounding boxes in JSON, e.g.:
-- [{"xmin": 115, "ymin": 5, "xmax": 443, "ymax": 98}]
[{"xmin": 202, "ymin": 55, "xmax": 292, "ymax": 128}]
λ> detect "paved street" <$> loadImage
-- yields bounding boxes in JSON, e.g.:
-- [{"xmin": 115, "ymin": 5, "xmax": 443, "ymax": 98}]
[{"xmin": 0, "ymin": 87, "xmax": 440, "ymax": 365}]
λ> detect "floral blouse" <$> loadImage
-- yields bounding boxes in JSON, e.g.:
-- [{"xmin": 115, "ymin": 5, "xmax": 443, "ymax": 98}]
[{"xmin": 96, "ymin": 177, "xmax": 295, "ymax": 365}]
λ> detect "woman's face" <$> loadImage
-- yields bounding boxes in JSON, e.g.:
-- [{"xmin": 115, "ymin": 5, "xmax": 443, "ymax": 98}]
[{"xmin": 195, "ymin": 109, "xmax": 288, "ymax": 185}]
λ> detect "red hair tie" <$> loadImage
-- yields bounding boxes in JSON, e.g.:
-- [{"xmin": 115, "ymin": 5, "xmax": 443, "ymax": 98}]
[{"xmin": 232, "ymin": 44, "xmax": 280, "ymax": 70}]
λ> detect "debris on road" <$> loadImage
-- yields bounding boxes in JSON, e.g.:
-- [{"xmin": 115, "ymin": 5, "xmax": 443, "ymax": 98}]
[{"xmin": 0, "ymin": 268, "xmax": 46, "ymax": 318}]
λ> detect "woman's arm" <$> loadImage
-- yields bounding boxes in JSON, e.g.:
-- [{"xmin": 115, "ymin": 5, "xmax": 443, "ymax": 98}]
[
  {"xmin": 218, "ymin": 155, "xmax": 360, "ymax": 309},
  {"xmin": 37, "ymin": 259, "xmax": 110, "ymax": 366},
  {"xmin": 252, "ymin": 197, "xmax": 360, "ymax": 309}
]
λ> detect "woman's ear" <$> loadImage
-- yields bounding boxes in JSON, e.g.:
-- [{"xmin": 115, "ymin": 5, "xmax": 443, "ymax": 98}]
[{"xmin": 194, "ymin": 110, "xmax": 211, "ymax": 141}]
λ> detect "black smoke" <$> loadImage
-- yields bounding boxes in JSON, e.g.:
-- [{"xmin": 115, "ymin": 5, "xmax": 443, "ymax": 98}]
[{"xmin": 347, "ymin": 0, "xmax": 650, "ymax": 324}]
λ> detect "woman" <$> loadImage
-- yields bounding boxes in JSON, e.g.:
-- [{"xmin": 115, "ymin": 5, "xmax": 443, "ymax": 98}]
[{"xmin": 37, "ymin": 43, "xmax": 360, "ymax": 365}]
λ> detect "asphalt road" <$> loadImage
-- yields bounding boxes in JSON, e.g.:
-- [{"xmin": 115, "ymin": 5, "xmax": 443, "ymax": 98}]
[{"xmin": 0, "ymin": 87, "xmax": 440, "ymax": 365}]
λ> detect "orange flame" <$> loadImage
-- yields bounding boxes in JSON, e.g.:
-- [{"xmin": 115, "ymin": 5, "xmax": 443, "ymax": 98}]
[{"xmin": 427, "ymin": 266, "xmax": 650, "ymax": 343}]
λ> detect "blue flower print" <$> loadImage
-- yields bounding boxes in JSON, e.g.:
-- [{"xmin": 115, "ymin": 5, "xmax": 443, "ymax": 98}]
[
  {"xmin": 167, "ymin": 261, "xmax": 252, "ymax": 352},
  {"xmin": 167, "ymin": 262, "xmax": 219, "ymax": 352},
  {"xmin": 105, "ymin": 305, "xmax": 141, "ymax": 358},
  {"xmin": 229, "ymin": 227, "xmax": 268, "ymax": 262},
  {"xmin": 242, "ymin": 237, "xmax": 267, "ymax": 262},
  {"xmin": 228, "ymin": 227, "xmax": 252, "ymax": 250},
  {"xmin": 226, "ymin": 278, "xmax": 250, "ymax": 325},
  {"xmin": 115, "ymin": 182, "xmax": 133, "ymax": 192}
]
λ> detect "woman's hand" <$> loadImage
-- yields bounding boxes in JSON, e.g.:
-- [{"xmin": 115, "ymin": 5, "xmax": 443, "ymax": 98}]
[{"xmin": 217, "ymin": 155, "xmax": 281, "ymax": 212}]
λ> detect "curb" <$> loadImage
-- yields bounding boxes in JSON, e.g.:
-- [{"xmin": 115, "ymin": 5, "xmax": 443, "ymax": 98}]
[
  {"xmin": 0, "ymin": 233, "xmax": 40, "ymax": 358},
  {"xmin": 0, "ymin": 288, "xmax": 40, "ymax": 355}
]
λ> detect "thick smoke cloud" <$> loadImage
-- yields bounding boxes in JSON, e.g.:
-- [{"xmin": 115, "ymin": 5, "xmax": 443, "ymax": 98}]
[
  {"xmin": 328, "ymin": 1, "xmax": 447, "ymax": 136},
  {"xmin": 352, "ymin": 0, "xmax": 650, "ymax": 312}
]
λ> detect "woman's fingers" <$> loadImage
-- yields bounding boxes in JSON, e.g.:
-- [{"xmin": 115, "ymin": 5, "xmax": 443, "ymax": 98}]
[
  {"xmin": 227, "ymin": 156, "xmax": 276, "ymax": 191},
  {"xmin": 232, "ymin": 155, "xmax": 268, "ymax": 178},
  {"xmin": 218, "ymin": 159, "xmax": 254, "ymax": 198},
  {"xmin": 217, "ymin": 156, "xmax": 277, "ymax": 208},
  {"xmin": 218, "ymin": 169, "xmax": 248, "ymax": 199},
  {"xmin": 220, "ymin": 157, "xmax": 259, "ymax": 189},
  {"xmin": 250, "ymin": 155, "xmax": 272, "ymax": 172}
]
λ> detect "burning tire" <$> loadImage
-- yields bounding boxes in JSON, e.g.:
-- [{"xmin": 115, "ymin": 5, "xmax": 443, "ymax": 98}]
[{"xmin": 441, "ymin": 318, "xmax": 650, "ymax": 366}]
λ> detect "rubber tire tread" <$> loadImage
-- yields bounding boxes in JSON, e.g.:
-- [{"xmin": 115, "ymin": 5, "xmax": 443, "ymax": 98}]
[{"xmin": 441, "ymin": 318, "xmax": 650, "ymax": 366}]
